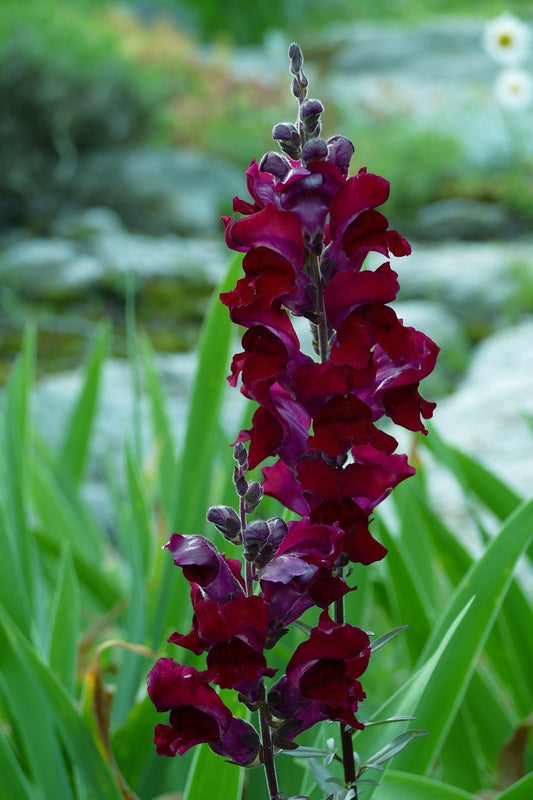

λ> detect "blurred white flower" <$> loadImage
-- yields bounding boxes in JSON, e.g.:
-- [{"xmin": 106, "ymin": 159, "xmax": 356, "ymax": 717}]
[
  {"xmin": 494, "ymin": 68, "xmax": 533, "ymax": 109},
  {"xmin": 483, "ymin": 13, "xmax": 531, "ymax": 65}
]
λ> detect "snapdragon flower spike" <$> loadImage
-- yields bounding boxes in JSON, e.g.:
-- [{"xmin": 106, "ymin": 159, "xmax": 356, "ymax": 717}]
[
  {"xmin": 148, "ymin": 43, "xmax": 438, "ymax": 792},
  {"xmin": 221, "ymin": 48, "xmax": 439, "ymax": 568}
]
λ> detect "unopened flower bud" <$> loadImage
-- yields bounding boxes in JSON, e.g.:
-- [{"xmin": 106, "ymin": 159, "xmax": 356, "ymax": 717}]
[
  {"xmin": 301, "ymin": 137, "xmax": 328, "ymax": 165},
  {"xmin": 259, "ymin": 151, "xmax": 291, "ymax": 180},
  {"xmin": 243, "ymin": 520, "xmax": 270, "ymax": 561},
  {"xmin": 243, "ymin": 517, "xmax": 287, "ymax": 567},
  {"xmin": 291, "ymin": 75, "xmax": 301, "ymax": 99},
  {"xmin": 244, "ymin": 481, "xmax": 264, "ymax": 512},
  {"xmin": 300, "ymin": 99, "xmax": 324, "ymax": 135},
  {"xmin": 234, "ymin": 468, "xmax": 248, "ymax": 497},
  {"xmin": 272, "ymin": 122, "xmax": 301, "ymax": 160},
  {"xmin": 288, "ymin": 42, "xmax": 303, "ymax": 74},
  {"xmin": 233, "ymin": 441, "xmax": 248, "ymax": 468},
  {"xmin": 206, "ymin": 505, "xmax": 242, "ymax": 542},
  {"xmin": 326, "ymin": 135, "xmax": 355, "ymax": 176}
]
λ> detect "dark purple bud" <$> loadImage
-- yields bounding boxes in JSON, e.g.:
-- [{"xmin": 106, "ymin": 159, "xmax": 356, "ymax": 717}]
[
  {"xmin": 244, "ymin": 481, "xmax": 264, "ymax": 513},
  {"xmin": 243, "ymin": 517, "xmax": 287, "ymax": 568},
  {"xmin": 243, "ymin": 520, "xmax": 270, "ymax": 562},
  {"xmin": 259, "ymin": 151, "xmax": 291, "ymax": 180},
  {"xmin": 301, "ymin": 137, "xmax": 328, "ymax": 165},
  {"xmin": 233, "ymin": 442, "xmax": 248, "ymax": 468},
  {"xmin": 288, "ymin": 42, "xmax": 303, "ymax": 74},
  {"xmin": 291, "ymin": 75, "xmax": 302, "ymax": 99},
  {"xmin": 272, "ymin": 122, "xmax": 301, "ymax": 160},
  {"xmin": 206, "ymin": 505, "xmax": 242, "ymax": 542},
  {"xmin": 234, "ymin": 468, "xmax": 248, "ymax": 497},
  {"xmin": 326, "ymin": 135, "xmax": 355, "ymax": 176},
  {"xmin": 300, "ymin": 99, "xmax": 323, "ymax": 135}
]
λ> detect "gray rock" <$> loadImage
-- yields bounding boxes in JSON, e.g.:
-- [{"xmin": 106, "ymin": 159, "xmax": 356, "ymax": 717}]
[
  {"xmin": 0, "ymin": 237, "xmax": 102, "ymax": 297},
  {"xmin": 72, "ymin": 147, "xmax": 243, "ymax": 236},
  {"xmin": 0, "ymin": 211, "xmax": 228, "ymax": 298},
  {"xmin": 415, "ymin": 198, "xmax": 512, "ymax": 241},
  {"xmin": 321, "ymin": 19, "xmax": 488, "ymax": 81},
  {"xmin": 392, "ymin": 239, "xmax": 533, "ymax": 323}
]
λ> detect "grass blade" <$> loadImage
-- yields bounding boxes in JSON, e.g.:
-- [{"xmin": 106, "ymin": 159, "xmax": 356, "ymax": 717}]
[
  {"xmin": 0, "ymin": 725, "xmax": 37, "ymax": 800},
  {"xmin": 495, "ymin": 773, "xmax": 533, "ymax": 800},
  {"xmin": 48, "ymin": 542, "xmax": 80, "ymax": 694},
  {"xmin": 393, "ymin": 496, "xmax": 533, "ymax": 775},
  {"xmin": 59, "ymin": 324, "xmax": 109, "ymax": 488},
  {"xmin": 0, "ymin": 605, "xmax": 123, "ymax": 800},
  {"xmin": 378, "ymin": 769, "xmax": 479, "ymax": 799},
  {"xmin": 183, "ymin": 744, "xmax": 244, "ymax": 800}
]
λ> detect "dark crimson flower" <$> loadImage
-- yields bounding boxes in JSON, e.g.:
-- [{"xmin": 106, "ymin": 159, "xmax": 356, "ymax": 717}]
[
  {"xmin": 239, "ymin": 384, "xmax": 310, "ymax": 470},
  {"xmin": 260, "ymin": 518, "xmax": 351, "ymax": 637},
  {"xmin": 285, "ymin": 611, "xmax": 370, "ymax": 729},
  {"xmin": 168, "ymin": 593, "xmax": 276, "ymax": 699},
  {"xmin": 164, "ymin": 533, "xmax": 244, "ymax": 603},
  {"xmin": 147, "ymin": 659, "xmax": 231, "ymax": 755},
  {"xmin": 147, "ymin": 658, "xmax": 261, "ymax": 765}
]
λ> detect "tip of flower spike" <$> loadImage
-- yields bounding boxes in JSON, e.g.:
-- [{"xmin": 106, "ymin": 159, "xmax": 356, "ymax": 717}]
[{"xmin": 288, "ymin": 42, "xmax": 303, "ymax": 74}]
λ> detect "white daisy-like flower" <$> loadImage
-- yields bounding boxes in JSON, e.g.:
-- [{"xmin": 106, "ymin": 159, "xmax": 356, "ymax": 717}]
[
  {"xmin": 483, "ymin": 12, "xmax": 531, "ymax": 65},
  {"xmin": 494, "ymin": 68, "xmax": 533, "ymax": 110}
]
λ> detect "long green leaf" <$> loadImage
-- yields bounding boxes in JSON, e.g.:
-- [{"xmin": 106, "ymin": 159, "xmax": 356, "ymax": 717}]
[
  {"xmin": 29, "ymin": 431, "xmax": 105, "ymax": 562},
  {"xmin": 356, "ymin": 599, "xmax": 474, "ymax": 798},
  {"xmin": 422, "ymin": 425, "xmax": 522, "ymax": 522},
  {"xmin": 394, "ymin": 496, "xmax": 533, "ymax": 775},
  {"xmin": 48, "ymin": 542, "xmax": 80, "ymax": 695},
  {"xmin": 152, "ymin": 253, "xmax": 242, "ymax": 648},
  {"xmin": 1, "ymin": 328, "xmax": 35, "ymax": 634},
  {"xmin": 0, "ymin": 605, "xmax": 123, "ymax": 800},
  {"xmin": 0, "ymin": 725, "xmax": 37, "ymax": 800},
  {"xmin": 495, "ymin": 773, "xmax": 533, "ymax": 800},
  {"xmin": 378, "ymin": 769, "xmax": 478, "ymax": 799},
  {"xmin": 183, "ymin": 744, "xmax": 244, "ymax": 800},
  {"xmin": 0, "ymin": 615, "xmax": 75, "ymax": 799},
  {"xmin": 59, "ymin": 324, "xmax": 108, "ymax": 487},
  {"xmin": 171, "ymin": 251, "xmax": 243, "ymax": 534}
]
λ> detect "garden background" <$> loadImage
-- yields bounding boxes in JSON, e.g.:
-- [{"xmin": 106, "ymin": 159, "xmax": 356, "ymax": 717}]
[{"xmin": 1, "ymin": 1, "xmax": 533, "ymax": 799}]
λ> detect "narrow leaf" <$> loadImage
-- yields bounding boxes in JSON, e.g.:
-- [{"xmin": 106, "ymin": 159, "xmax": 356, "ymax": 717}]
[
  {"xmin": 378, "ymin": 769, "xmax": 479, "ymax": 799},
  {"xmin": 0, "ymin": 605, "xmax": 123, "ymax": 800},
  {"xmin": 0, "ymin": 725, "xmax": 36, "ymax": 800},
  {"xmin": 48, "ymin": 542, "xmax": 80, "ymax": 694},
  {"xmin": 183, "ymin": 744, "xmax": 244, "ymax": 800},
  {"xmin": 59, "ymin": 324, "xmax": 108, "ymax": 487},
  {"xmin": 495, "ymin": 772, "xmax": 533, "ymax": 800}
]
